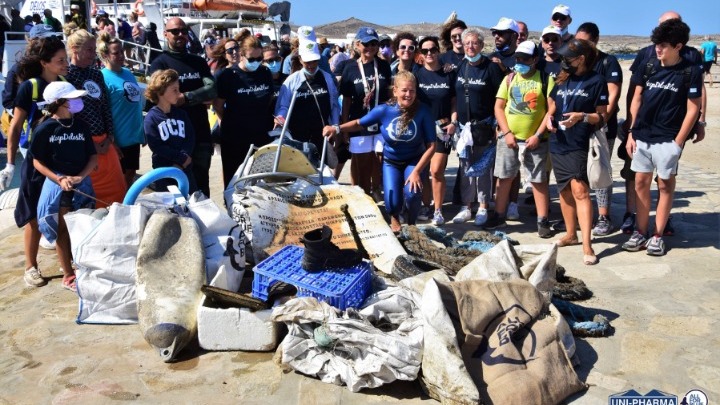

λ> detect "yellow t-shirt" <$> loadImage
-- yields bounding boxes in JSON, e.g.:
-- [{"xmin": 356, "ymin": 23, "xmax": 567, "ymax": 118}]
[{"xmin": 496, "ymin": 70, "xmax": 554, "ymax": 141}]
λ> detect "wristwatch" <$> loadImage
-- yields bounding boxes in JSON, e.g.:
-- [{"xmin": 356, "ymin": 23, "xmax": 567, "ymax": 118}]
[
  {"xmin": 332, "ymin": 124, "xmax": 341, "ymax": 134},
  {"xmin": 697, "ymin": 121, "xmax": 707, "ymax": 127},
  {"xmin": 582, "ymin": 113, "xmax": 589, "ymax": 123}
]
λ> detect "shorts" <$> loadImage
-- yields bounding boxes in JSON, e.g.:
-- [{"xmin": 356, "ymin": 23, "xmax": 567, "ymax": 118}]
[
  {"xmin": 349, "ymin": 134, "xmax": 383, "ymax": 154},
  {"xmin": 494, "ymin": 138, "xmax": 549, "ymax": 182},
  {"xmin": 435, "ymin": 137, "xmax": 453, "ymax": 154},
  {"xmin": 630, "ymin": 139, "xmax": 682, "ymax": 180},
  {"xmin": 119, "ymin": 144, "xmax": 141, "ymax": 171},
  {"xmin": 551, "ymin": 149, "xmax": 589, "ymax": 192},
  {"xmin": 703, "ymin": 61, "xmax": 713, "ymax": 74}
]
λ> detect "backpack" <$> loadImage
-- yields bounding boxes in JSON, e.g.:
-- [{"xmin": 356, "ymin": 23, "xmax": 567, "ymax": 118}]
[
  {"xmin": 641, "ymin": 56, "xmax": 699, "ymax": 138},
  {"xmin": 19, "ymin": 76, "xmax": 66, "ymax": 149},
  {"xmin": 505, "ymin": 68, "xmax": 550, "ymax": 99}
]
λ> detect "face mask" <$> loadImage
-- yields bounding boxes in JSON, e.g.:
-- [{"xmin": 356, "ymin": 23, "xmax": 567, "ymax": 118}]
[
  {"xmin": 302, "ymin": 67, "xmax": 317, "ymax": 78},
  {"xmin": 244, "ymin": 60, "xmax": 261, "ymax": 72},
  {"xmin": 560, "ymin": 59, "xmax": 577, "ymax": 75},
  {"xmin": 380, "ymin": 46, "xmax": 393, "ymax": 59},
  {"xmin": 67, "ymin": 98, "xmax": 84, "ymax": 114},
  {"xmin": 514, "ymin": 63, "xmax": 531, "ymax": 75},
  {"xmin": 265, "ymin": 60, "xmax": 281, "ymax": 73},
  {"xmin": 465, "ymin": 53, "xmax": 482, "ymax": 63}
]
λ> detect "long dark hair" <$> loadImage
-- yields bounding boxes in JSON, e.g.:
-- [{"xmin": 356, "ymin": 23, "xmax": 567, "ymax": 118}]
[
  {"xmin": 440, "ymin": 19, "xmax": 467, "ymax": 52},
  {"xmin": 555, "ymin": 39, "xmax": 598, "ymax": 85},
  {"xmin": 210, "ymin": 38, "xmax": 238, "ymax": 71},
  {"xmin": 17, "ymin": 36, "xmax": 66, "ymax": 81}
]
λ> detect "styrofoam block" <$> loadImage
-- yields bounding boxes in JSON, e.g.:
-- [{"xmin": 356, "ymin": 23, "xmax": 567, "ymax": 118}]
[{"xmin": 197, "ymin": 268, "xmax": 281, "ymax": 351}]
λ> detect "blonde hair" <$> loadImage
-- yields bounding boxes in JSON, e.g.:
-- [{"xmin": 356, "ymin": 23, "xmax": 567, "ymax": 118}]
[
  {"xmin": 145, "ymin": 69, "xmax": 179, "ymax": 104},
  {"xmin": 96, "ymin": 31, "xmax": 122, "ymax": 61},
  {"xmin": 66, "ymin": 29, "xmax": 95, "ymax": 53},
  {"xmin": 389, "ymin": 71, "xmax": 419, "ymax": 135}
]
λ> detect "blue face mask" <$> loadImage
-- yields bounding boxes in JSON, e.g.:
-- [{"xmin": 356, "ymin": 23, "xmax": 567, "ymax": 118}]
[
  {"xmin": 265, "ymin": 60, "xmax": 281, "ymax": 73},
  {"xmin": 67, "ymin": 98, "xmax": 84, "ymax": 114},
  {"xmin": 245, "ymin": 60, "xmax": 261, "ymax": 72},
  {"xmin": 302, "ymin": 67, "xmax": 317, "ymax": 78},
  {"xmin": 465, "ymin": 53, "xmax": 482, "ymax": 63},
  {"xmin": 380, "ymin": 46, "xmax": 393, "ymax": 59},
  {"xmin": 514, "ymin": 63, "xmax": 531, "ymax": 75}
]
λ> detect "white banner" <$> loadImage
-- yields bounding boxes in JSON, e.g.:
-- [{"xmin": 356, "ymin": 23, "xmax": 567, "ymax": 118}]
[{"xmin": 20, "ymin": 0, "xmax": 64, "ymax": 22}]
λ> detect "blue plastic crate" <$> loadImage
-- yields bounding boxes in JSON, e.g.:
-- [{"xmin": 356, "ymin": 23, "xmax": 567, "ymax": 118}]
[{"xmin": 252, "ymin": 245, "xmax": 372, "ymax": 310}]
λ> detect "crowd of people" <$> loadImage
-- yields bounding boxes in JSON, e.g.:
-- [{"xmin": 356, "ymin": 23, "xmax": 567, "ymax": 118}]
[{"xmin": 0, "ymin": 4, "xmax": 711, "ymax": 292}]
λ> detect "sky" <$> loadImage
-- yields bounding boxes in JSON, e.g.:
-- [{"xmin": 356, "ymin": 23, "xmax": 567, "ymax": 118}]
[{"xmin": 287, "ymin": 0, "xmax": 720, "ymax": 36}]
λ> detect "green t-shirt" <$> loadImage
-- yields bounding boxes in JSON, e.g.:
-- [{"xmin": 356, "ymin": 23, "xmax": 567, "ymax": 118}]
[{"xmin": 496, "ymin": 70, "xmax": 554, "ymax": 141}]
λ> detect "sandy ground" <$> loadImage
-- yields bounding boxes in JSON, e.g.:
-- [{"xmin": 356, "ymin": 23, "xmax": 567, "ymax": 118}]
[{"xmin": 0, "ymin": 60, "xmax": 719, "ymax": 404}]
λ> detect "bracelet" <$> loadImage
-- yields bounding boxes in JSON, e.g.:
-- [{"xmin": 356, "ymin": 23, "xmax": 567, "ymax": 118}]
[
  {"xmin": 332, "ymin": 124, "xmax": 341, "ymax": 134},
  {"xmin": 56, "ymin": 175, "xmax": 66, "ymax": 183},
  {"xmin": 697, "ymin": 121, "xmax": 707, "ymax": 127}
]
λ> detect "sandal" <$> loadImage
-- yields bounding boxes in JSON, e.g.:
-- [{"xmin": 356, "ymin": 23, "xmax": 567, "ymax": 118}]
[
  {"xmin": 583, "ymin": 254, "xmax": 598, "ymax": 266},
  {"xmin": 62, "ymin": 275, "xmax": 77, "ymax": 293},
  {"xmin": 555, "ymin": 235, "xmax": 580, "ymax": 247}
]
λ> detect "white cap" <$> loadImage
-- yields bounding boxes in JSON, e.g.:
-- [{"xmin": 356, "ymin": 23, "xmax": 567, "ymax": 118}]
[
  {"xmin": 491, "ymin": 17, "xmax": 520, "ymax": 34},
  {"xmin": 297, "ymin": 26, "xmax": 317, "ymax": 42},
  {"xmin": 70, "ymin": 4, "xmax": 79, "ymax": 10},
  {"xmin": 298, "ymin": 40, "xmax": 321, "ymax": 62},
  {"xmin": 541, "ymin": 25, "xmax": 563, "ymax": 37},
  {"xmin": 515, "ymin": 40, "xmax": 536, "ymax": 57},
  {"xmin": 552, "ymin": 4, "xmax": 571, "ymax": 17},
  {"xmin": 43, "ymin": 82, "xmax": 87, "ymax": 103}
]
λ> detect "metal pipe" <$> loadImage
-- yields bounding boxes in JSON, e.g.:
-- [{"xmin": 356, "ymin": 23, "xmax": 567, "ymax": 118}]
[{"xmin": 272, "ymin": 88, "xmax": 298, "ymax": 173}]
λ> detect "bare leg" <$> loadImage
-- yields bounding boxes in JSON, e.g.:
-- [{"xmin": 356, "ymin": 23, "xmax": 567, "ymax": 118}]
[
  {"xmin": 570, "ymin": 179, "xmax": 594, "ymax": 255},
  {"xmin": 24, "ymin": 219, "xmax": 41, "ymax": 270},
  {"xmin": 371, "ymin": 152, "xmax": 383, "ymax": 194},
  {"xmin": 531, "ymin": 181, "xmax": 549, "ymax": 218},
  {"xmin": 123, "ymin": 169, "xmax": 136, "ymax": 189},
  {"xmin": 634, "ymin": 172, "xmax": 653, "ymax": 235},
  {"xmin": 430, "ymin": 153, "xmax": 448, "ymax": 211},
  {"xmin": 509, "ymin": 172, "xmax": 520, "ymax": 204},
  {"xmin": 54, "ymin": 207, "xmax": 74, "ymax": 281},
  {"xmin": 655, "ymin": 176, "xmax": 676, "ymax": 235},
  {"xmin": 494, "ymin": 177, "xmax": 513, "ymax": 216},
  {"xmin": 350, "ymin": 153, "xmax": 373, "ymax": 194},
  {"xmin": 558, "ymin": 186, "xmax": 578, "ymax": 242}
]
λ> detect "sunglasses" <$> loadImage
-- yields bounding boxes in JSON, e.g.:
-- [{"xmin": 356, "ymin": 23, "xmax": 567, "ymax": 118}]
[
  {"xmin": 166, "ymin": 28, "xmax": 188, "ymax": 36},
  {"xmin": 225, "ymin": 46, "xmax": 240, "ymax": 54},
  {"xmin": 451, "ymin": 34, "xmax": 462, "ymax": 40},
  {"xmin": 264, "ymin": 56, "xmax": 282, "ymax": 63},
  {"xmin": 245, "ymin": 56, "xmax": 263, "ymax": 63},
  {"xmin": 398, "ymin": 44, "xmax": 416, "ymax": 52},
  {"xmin": 542, "ymin": 36, "xmax": 561, "ymax": 43},
  {"xmin": 552, "ymin": 13, "xmax": 568, "ymax": 22},
  {"xmin": 362, "ymin": 40, "xmax": 379, "ymax": 47},
  {"xmin": 419, "ymin": 47, "xmax": 439, "ymax": 55},
  {"xmin": 491, "ymin": 30, "xmax": 513, "ymax": 37}
]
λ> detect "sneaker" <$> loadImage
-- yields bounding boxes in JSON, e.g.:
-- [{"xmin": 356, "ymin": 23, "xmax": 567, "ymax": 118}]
[
  {"xmin": 452, "ymin": 207, "xmax": 472, "ymax": 224},
  {"xmin": 24, "ymin": 266, "xmax": 47, "ymax": 287},
  {"xmin": 417, "ymin": 205, "xmax": 431, "ymax": 221},
  {"xmin": 506, "ymin": 202, "xmax": 520, "ymax": 221},
  {"xmin": 431, "ymin": 210, "xmax": 445, "ymax": 226},
  {"xmin": 553, "ymin": 219, "xmax": 566, "ymax": 232},
  {"xmin": 663, "ymin": 215, "xmax": 675, "ymax": 236},
  {"xmin": 39, "ymin": 236, "xmax": 56, "ymax": 250},
  {"xmin": 621, "ymin": 212, "xmax": 636, "ymax": 234},
  {"xmin": 474, "ymin": 208, "xmax": 489, "ymax": 226},
  {"xmin": 483, "ymin": 213, "xmax": 506, "ymax": 230},
  {"xmin": 537, "ymin": 218, "xmax": 553, "ymax": 238},
  {"xmin": 592, "ymin": 215, "xmax": 613, "ymax": 236},
  {"xmin": 646, "ymin": 234, "xmax": 666, "ymax": 256},
  {"xmin": 622, "ymin": 231, "xmax": 648, "ymax": 252}
]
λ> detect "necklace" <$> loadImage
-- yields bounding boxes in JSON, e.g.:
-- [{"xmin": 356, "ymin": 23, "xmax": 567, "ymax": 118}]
[{"xmin": 53, "ymin": 115, "xmax": 74, "ymax": 128}]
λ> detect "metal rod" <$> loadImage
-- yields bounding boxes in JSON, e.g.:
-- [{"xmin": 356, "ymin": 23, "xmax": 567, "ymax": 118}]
[
  {"xmin": 72, "ymin": 188, "xmax": 112, "ymax": 207},
  {"xmin": 272, "ymin": 88, "xmax": 298, "ymax": 173}
]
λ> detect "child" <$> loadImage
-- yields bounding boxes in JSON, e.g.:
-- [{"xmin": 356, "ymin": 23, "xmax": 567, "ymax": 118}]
[
  {"xmin": 143, "ymin": 69, "xmax": 198, "ymax": 193},
  {"xmin": 31, "ymin": 81, "xmax": 98, "ymax": 292}
]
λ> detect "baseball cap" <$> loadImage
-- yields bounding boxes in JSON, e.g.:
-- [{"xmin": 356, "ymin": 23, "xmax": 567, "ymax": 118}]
[
  {"xmin": 515, "ymin": 40, "xmax": 537, "ymax": 58},
  {"xmin": 43, "ymin": 82, "xmax": 87, "ymax": 104},
  {"xmin": 97, "ymin": 9, "xmax": 107, "ymax": 16},
  {"xmin": 552, "ymin": 4, "xmax": 571, "ymax": 17},
  {"xmin": 297, "ymin": 26, "xmax": 317, "ymax": 42},
  {"xmin": 491, "ymin": 17, "xmax": 519, "ymax": 34},
  {"xmin": 70, "ymin": 4, "xmax": 79, "ymax": 10},
  {"xmin": 556, "ymin": 39, "xmax": 587, "ymax": 58},
  {"xmin": 541, "ymin": 25, "xmax": 563, "ymax": 38},
  {"xmin": 29, "ymin": 24, "xmax": 56, "ymax": 38},
  {"xmin": 378, "ymin": 34, "xmax": 391, "ymax": 43},
  {"xmin": 356, "ymin": 27, "xmax": 379, "ymax": 43},
  {"xmin": 298, "ymin": 40, "xmax": 321, "ymax": 62}
]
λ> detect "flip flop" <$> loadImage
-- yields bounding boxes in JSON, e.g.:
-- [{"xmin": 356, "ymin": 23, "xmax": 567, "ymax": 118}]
[
  {"xmin": 62, "ymin": 275, "xmax": 77, "ymax": 293},
  {"xmin": 583, "ymin": 254, "xmax": 598, "ymax": 266}
]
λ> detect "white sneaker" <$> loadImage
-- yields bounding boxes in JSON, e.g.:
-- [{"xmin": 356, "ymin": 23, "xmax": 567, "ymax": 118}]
[
  {"xmin": 452, "ymin": 207, "xmax": 472, "ymax": 224},
  {"xmin": 506, "ymin": 202, "xmax": 520, "ymax": 221},
  {"xmin": 474, "ymin": 208, "xmax": 489, "ymax": 226},
  {"xmin": 39, "ymin": 236, "xmax": 56, "ymax": 250},
  {"xmin": 24, "ymin": 266, "xmax": 47, "ymax": 287},
  {"xmin": 431, "ymin": 210, "xmax": 445, "ymax": 225}
]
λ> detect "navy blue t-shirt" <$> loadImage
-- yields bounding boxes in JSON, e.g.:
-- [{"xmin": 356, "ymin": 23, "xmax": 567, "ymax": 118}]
[
  {"xmin": 455, "ymin": 57, "xmax": 504, "ymax": 123},
  {"xmin": 340, "ymin": 58, "xmax": 392, "ymax": 136},
  {"xmin": 414, "ymin": 66, "xmax": 456, "ymax": 120},
  {"xmin": 549, "ymin": 71, "xmax": 609, "ymax": 154},
  {"xmin": 144, "ymin": 106, "xmax": 196, "ymax": 168},
  {"xmin": 215, "ymin": 65, "xmax": 274, "ymax": 146},
  {"xmin": 359, "ymin": 103, "xmax": 435, "ymax": 162},
  {"xmin": 149, "ymin": 51, "xmax": 214, "ymax": 144},
  {"xmin": 439, "ymin": 50, "xmax": 464, "ymax": 72},
  {"xmin": 14, "ymin": 77, "xmax": 51, "ymax": 114},
  {"xmin": 630, "ymin": 59, "xmax": 703, "ymax": 144},
  {"xmin": 595, "ymin": 51, "xmax": 623, "ymax": 139},
  {"xmin": 538, "ymin": 58, "xmax": 562, "ymax": 79},
  {"xmin": 629, "ymin": 44, "xmax": 703, "ymax": 84},
  {"xmin": 30, "ymin": 118, "xmax": 96, "ymax": 176},
  {"xmin": 489, "ymin": 49, "xmax": 516, "ymax": 71},
  {"xmin": 2, "ymin": 63, "xmax": 19, "ymax": 110}
]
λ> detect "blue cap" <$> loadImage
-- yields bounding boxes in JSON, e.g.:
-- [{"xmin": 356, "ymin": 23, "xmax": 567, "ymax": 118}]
[{"xmin": 355, "ymin": 27, "xmax": 378, "ymax": 43}]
